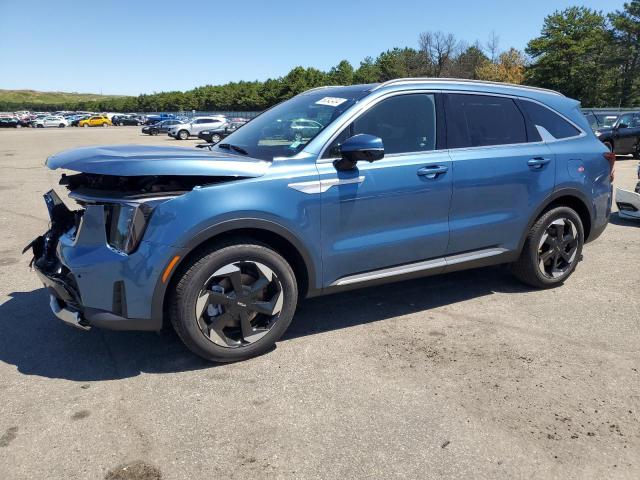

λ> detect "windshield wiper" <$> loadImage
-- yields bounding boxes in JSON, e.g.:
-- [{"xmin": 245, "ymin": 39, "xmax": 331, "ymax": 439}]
[{"xmin": 218, "ymin": 143, "xmax": 249, "ymax": 155}]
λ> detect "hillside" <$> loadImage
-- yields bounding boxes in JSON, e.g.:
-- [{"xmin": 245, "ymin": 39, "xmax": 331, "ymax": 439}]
[{"xmin": 0, "ymin": 89, "xmax": 130, "ymax": 110}]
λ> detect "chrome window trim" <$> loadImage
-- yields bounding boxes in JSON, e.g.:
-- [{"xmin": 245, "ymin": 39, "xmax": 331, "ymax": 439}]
[{"xmin": 317, "ymin": 89, "xmax": 587, "ymax": 162}]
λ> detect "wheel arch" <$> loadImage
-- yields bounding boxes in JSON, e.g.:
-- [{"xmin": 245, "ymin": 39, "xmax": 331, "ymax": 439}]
[
  {"xmin": 518, "ymin": 189, "xmax": 593, "ymax": 253},
  {"xmin": 602, "ymin": 138, "xmax": 614, "ymax": 152},
  {"xmin": 151, "ymin": 219, "xmax": 317, "ymax": 328}
]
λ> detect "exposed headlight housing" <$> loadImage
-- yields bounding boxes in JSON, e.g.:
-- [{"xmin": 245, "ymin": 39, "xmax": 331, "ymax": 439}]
[
  {"xmin": 70, "ymin": 192, "xmax": 176, "ymax": 254},
  {"xmin": 103, "ymin": 197, "xmax": 176, "ymax": 254}
]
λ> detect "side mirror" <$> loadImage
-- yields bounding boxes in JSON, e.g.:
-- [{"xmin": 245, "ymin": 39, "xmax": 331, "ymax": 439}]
[{"xmin": 334, "ymin": 134, "xmax": 384, "ymax": 170}]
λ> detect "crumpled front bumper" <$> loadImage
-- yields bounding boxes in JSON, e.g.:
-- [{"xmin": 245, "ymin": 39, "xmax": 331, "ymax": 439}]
[
  {"xmin": 27, "ymin": 190, "xmax": 184, "ymax": 331},
  {"xmin": 615, "ymin": 185, "xmax": 640, "ymax": 220}
]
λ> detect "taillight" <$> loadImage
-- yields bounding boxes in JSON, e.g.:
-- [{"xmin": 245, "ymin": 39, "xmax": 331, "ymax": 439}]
[{"xmin": 604, "ymin": 152, "xmax": 616, "ymax": 182}]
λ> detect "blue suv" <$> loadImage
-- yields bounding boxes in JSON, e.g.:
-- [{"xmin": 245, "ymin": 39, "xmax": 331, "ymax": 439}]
[{"xmin": 27, "ymin": 79, "xmax": 614, "ymax": 362}]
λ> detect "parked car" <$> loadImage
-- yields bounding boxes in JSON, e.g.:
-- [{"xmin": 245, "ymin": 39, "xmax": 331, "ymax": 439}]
[
  {"xmin": 594, "ymin": 111, "xmax": 640, "ymax": 156},
  {"xmin": 168, "ymin": 116, "xmax": 226, "ymax": 140},
  {"xmin": 30, "ymin": 114, "xmax": 49, "ymax": 127},
  {"xmin": 615, "ymin": 162, "xmax": 640, "ymax": 220},
  {"xmin": 197, "ymin": 122, "xmax": 244, "ymax": 143},
  {"xmin": 26, "ymin": 79, "xmax": 614, "ymax": 362},
  {"xmin": 112, "ymin": 115, "xmax": 144, "ymax": 126},
  {"xmin": 144, "ymin": 113, "xmax": 176, "ymax": 125},
  {"xmin": 78, "ymin": 115, "xmax": 112, "ymax": 127},
  {"xmin": 34, "ymin": 116, "xmax": 68, "ymax": 128},
  {"xmin": 69, "ymin": 115, "xmax": 91, "ymax": 127},
  {"xmin": 0, "ymin": 116, "xmax": 28, "ymax": 128},
  {"xmin": 141, "ymin": 119, "xmax": 184, "ymax": 135},
  {"xmin": 583, "ymin": 110, "xmax": 619, "ymax": 131}
]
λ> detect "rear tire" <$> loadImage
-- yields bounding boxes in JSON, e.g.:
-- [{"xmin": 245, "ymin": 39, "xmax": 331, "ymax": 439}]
[
  {"xmin": 511, "ymin": 206, "xmax": 584, "ymax": 289},
  {"xmin": 169, "ymin": 239, "xmax": 298, "ymax": 362},
  {"xmin": 102, "ymin": 122, "xmax": 108, "ymax": 127}
]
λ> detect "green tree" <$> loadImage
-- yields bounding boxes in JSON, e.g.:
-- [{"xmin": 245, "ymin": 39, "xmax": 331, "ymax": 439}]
[
  {"xmin": 453, "ymin": 44, "xmax": 489, "ymax": 79},
  {"xmin": 375, "ymin": 48, "xmax": 424, "ymax": 81},
  {"xmin": 354, "ymin": 57, "xmax": 381, "ymax": 83},
  {"xmin": 525, "ymin": 7, "xmax": 613, "ymax": 106},
  {"xmin": 609, "ymin": 1, "xmax": 640, "ymax": 106},
  {"xmin": 329, "ymin": 60, "xmax": 354, "ymax": 85}
]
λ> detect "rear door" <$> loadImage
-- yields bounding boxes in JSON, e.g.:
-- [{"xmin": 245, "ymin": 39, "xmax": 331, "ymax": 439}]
[
  {"xmin": 445, "ymin": 93, "xmax": 555, "ymax": 255},
  {"xmin": 318, "ymin": 92, "xmax": 452, "ymax": 286}
]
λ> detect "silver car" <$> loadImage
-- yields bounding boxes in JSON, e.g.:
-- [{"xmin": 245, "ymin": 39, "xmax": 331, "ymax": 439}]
[{"xmin": 168, "ymin": 116, "xmax": 227, "ymax": 140}]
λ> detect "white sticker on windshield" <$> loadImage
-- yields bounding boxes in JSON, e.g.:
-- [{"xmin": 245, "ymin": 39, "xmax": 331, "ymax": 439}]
[{"xmin": 315, "ymin": 97, "xmax": 348, "ymax": 107}]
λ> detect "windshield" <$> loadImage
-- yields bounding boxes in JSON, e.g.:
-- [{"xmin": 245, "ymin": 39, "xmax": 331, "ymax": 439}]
[
  {"xmin": 212, "ymin": 88, "xmax": 369, "ymax": 160},
  {"xmin": 595, "ymin": 114, "xmax": 618, "ymax": 127}
]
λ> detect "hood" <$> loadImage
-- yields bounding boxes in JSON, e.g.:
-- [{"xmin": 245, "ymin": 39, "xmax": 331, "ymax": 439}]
[{"xmin": 46, "ymin": 144, "xmax": 271, "ymax": 177}]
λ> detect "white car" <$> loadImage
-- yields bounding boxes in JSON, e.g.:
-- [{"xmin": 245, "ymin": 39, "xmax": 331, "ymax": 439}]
[
  {"xmin": 168, "ymin": 116, "xmax": 227, "ymax": 140},
  {"xmin": 34, "ymin": 116, "xmax": 68, "ymax": 128},
  {"xmin": 615, "ymin": 162, "xmax": 640, "ymax": 220}
]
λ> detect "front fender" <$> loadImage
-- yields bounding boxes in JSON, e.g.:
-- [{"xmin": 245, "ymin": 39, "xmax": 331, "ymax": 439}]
[{"xmin": 143, "ymin": 163, "xmax": 322, "ymax": 322}]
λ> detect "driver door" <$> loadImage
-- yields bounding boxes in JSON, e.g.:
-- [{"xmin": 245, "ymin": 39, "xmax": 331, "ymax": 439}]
[
  {"xmin": 615, "ymin": 113, "xmax": 639, "ymax": 153},
  {"xmin": 318, "ymin": 93, "xmax": 452, "ymax": 287}
]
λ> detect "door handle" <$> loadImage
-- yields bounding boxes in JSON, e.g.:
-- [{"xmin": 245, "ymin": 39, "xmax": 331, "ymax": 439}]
[
  {"xmin": 417, "ymin": 165, "xmax": 449, "ymax": 179},
  {"xmin": 527, "ymin": 157, "xmax": 551, "ymax": 169}
]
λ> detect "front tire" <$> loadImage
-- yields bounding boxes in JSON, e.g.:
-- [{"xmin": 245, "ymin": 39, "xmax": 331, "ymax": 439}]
[
  {"xmin": 211, "ymin": 133, "xmax": 221, "ymax": 143},
  {"xmin": 83, "ymin": 123, "xmax": 89, "ymax": 128},
  {"xmin": 178, "ymin": 129, "xmax": 189, "ymax": 140},
  {"xmin": 170, "ymin": 240, "xmax": 298, "ymax": 362},
  {"xmin": 511, "ymin": 206, "xmax": 584, "ymax": 289}
]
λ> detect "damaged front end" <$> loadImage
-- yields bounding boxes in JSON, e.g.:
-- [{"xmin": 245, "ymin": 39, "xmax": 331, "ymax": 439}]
[
  {"xmin": 26, "ymin": 144, "xmax": 271, "ymax": 332},
  {"xmin": 25, "ymin": 173, "xmax": 227, "ymax": 331},
  {"xmin": 615, "ymin": 182, "xmax": 640, "ymax": 220},
  {"xmin": 25, "ymin": 190, "xmax": 88, "ymax": 329}
]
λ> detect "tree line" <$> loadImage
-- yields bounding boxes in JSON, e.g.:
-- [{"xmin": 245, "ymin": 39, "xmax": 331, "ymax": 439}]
[{"xmin": 3, "ymin": 2, "xmax": 639, "ymax": 112}]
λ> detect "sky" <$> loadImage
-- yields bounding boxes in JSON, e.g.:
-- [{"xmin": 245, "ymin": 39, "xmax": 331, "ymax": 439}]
[{"xmin": 0, "ymin": 0, "xmax": 629, "ymax": 96}]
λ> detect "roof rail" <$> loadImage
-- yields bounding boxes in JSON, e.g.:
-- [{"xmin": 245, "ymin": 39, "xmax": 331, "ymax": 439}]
[
  {"xmin": 372, "ymin": 78, "xmax": 564, "ymax": 97},
  {"xmin": 300, "ymin": 85, "xmax": 343, "ymax": 94}
]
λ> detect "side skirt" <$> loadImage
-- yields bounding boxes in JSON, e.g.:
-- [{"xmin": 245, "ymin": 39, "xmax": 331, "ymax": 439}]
[{"xmin": 318, "ymin": 247, "xmax": 513, "ymax": 296}]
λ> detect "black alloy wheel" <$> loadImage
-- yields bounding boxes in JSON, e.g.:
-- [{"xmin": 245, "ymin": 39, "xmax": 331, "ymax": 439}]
[
  {"xmin": 511, "ymin": 206, "xmax": 584, "ymax": 288},
  {"xmin": 536, "ymin": 218, "xmax": 579, "ymax": 279},
  {"xmin": 194, "ymin": 261, "xmax": 284, "ymax": 347}
]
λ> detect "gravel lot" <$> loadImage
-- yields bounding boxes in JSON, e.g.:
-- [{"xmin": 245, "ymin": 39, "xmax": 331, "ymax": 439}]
[{"xmin": 0, "ymin": 127, "xmax": 638, "ymax": 480}]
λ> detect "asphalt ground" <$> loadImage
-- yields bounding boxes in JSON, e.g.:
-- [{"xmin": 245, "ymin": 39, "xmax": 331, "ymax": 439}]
[{"xmin": 0, "ymin": 126, "xmax": 638, "ymax": 480}]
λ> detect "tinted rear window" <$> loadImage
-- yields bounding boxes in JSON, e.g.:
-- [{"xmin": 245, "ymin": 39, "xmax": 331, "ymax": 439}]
[
  {"xmin": 519, "ymin": 100, "xmax": 580, "ymax": 140},
  {"xmin": 446, "ymin": 94, "xmax": 527, "ymax": 148}
]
